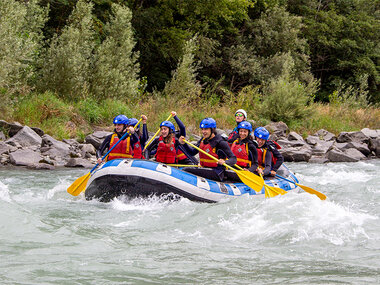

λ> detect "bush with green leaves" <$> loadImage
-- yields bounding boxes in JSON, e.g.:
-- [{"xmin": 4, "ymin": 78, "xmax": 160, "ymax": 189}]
[
  {"xmin": 40, "ymin": 0, "xmax": 95, "ymax": 100},
  {"xmin": 92, "ymin": 3, "xmax": 140, "ymax": 101},
  {"xmin": 163, "ymin": 36, "xmax": 202, "ymax": 102},
  {"xmin": 329, "ymin": 74, "xmax": 370, "ymax": 108},
  {"xmin": 261, "ymin": 59, "xmax": 318, "ymax": 123},
  {"xmin": 0, "ymin": 0, "xmax": 47, "ymax": 92}
]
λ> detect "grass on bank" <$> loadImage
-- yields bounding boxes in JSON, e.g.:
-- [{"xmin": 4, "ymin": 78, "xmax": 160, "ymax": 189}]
[{"xmin": 1, "ymin": 91, "xmax": 379, "ymax": 141}]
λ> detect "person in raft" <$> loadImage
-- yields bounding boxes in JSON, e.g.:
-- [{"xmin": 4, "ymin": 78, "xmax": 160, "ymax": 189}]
[
  {"xmin": 254, "ymin": 127, "xmax": 284, "ymax": 176},
  {"xmin": 96, "ymin": 115, "xmax": 139, "ymax": 163},
  {"xmin": 145, "ymin": 111, "xmax": 196, "ymax": 165},
  {"xmin": 230, "ymin": 121, "xmax": 259, "ymax": 173},
  {"xmin": 128, "ymin": 115, "xmax": 148, "ymax": 159},
  {"xmin": 227, "ymin": 109, "xmax": 247, "ymax": 144},
  {"xmin": 179, "ymin": 117, "xmax": 237, "ymax": 181}
]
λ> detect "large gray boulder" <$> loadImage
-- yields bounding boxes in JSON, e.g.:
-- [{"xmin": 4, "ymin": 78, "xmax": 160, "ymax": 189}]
[
  {"xmin": 314, "ymin": 129, "xmax": 336, "ymax": 141},
  {"xmin": 277, "ymin": 139, "xmax": 306, "ymax": 148},
  {"xmin": 288, "ymin": 131, "xmax": 304, "ymax": 142},
  {"xmin": 0, "ymin": 141, "xmax": 17, "ymax": 155},
  {"xmin": 336, "ymin": 131, "xmax": 369, "ymax": 144},
  {"xmin": 5, "ymin": 126, "xmax": 42, "ymax": 148},
  {"xmin": 341, "ymin": 141, "xmax": 371, "ymax": 156},
  {"xmin": 361, "ymin": 128, "xmax": 380, "ymax": 139},
  {"xmin": 311, "ymin": 141, "xmax": 334, "ymax": 155},
  {"xmin": 369, "ymin": 138, "xmax": 380, "ymax": 157},
  {"xmin": 9, "ymin": 149, "xmax": 43, "ymax": 166},
  {"xmin": 79, "ymin": 143, "xmax": 96, "ymax": 158},
  {"xmin": 41, "ymin": 134, "xmax": 71, "ymax": 158},
  {"xmin": 265, "ymin": 121, "xmax": 288, "ymax": 138},
  {"xmin": 326, "ymin": 147, "xmax": 366, "ymax": 162},
  {"xmin": 280, "ymin": 145, "xmax": 312, "ymax": 162},
  {"xmin": 85, "ymin": 131, "xmax": 112, "ymax": 149},
  {"xmin": 0, "ymin": 120, "xmax": 23, "ymax": 137}
]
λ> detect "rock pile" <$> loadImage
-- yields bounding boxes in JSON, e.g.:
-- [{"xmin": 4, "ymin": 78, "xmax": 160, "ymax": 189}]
[{"xmin": 0, "ymin": 119, "xmax": 379, "ymax": 169}]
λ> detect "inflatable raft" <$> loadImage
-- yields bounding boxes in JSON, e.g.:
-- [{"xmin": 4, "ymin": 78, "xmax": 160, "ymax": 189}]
[{"xmin": 85, "ymin": 159, "xmax": 300, "ymax": 203}]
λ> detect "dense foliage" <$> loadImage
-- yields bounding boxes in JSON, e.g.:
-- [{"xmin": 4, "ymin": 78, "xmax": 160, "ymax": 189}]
[{"xmin": 0, "ymin": 0, "xmax": 378, "ymax": 139}]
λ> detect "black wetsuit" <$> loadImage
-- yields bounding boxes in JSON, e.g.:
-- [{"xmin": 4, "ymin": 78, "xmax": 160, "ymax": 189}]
[
  {"xmin": 139, "ymin": 124, "xmax": 149, "ymax": 150},
  {"xmin": 182, "ymin": 134, "xmax": 237, "ymax": 181}
]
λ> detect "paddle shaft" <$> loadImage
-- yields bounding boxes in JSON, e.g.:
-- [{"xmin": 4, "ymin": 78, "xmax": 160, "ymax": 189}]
[
  {"xmin": 183, "ymin": 139, "xmax": 233, "ymax": 170},
  {"xmin": 275, "ymin": 174, "xmax": 326, "ymax": 200},
  {"xmin": 143, "ymin": 114, "xmax": 173, "ymax": 152},
  {"xmin": 275, "ymin": 174, "xmax": 298, "ymax": 186}
]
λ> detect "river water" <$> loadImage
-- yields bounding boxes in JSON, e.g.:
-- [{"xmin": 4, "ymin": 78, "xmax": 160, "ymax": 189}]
[{"xmin": 0, "ymin": 160, "xmax": 379, "ymax": 284}]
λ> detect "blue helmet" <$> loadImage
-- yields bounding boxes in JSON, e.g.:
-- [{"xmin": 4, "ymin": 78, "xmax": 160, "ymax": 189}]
[
  {"xmin": 113, "ymin": 114, "xmax": 129, "ymax": 125},
  {"xmin": 128, "ymin": 118, "xmax": 140, "ymax": 128},
  {"xmin": 160, "ymin": 120, "xmax": 175, "ymax": 133},
  {"xmin": 199, "ymin": 118, "xmax": 216, "ymax": 129},
  {"xmin": 254, "ymin": 127, "xmax": 270, "ymax": 140},
  {"xmin": 237, "ymin": 121, "xmax": 252, "ymax": 132}
]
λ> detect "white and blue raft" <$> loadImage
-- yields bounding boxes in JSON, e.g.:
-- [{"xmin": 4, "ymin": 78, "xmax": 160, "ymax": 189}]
[{"xmin": 84, "ymin": 159, "xmax": 300, "ymax": 203}]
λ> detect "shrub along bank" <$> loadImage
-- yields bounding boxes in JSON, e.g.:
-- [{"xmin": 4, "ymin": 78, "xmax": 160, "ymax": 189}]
[{"xmin": 0, "ymin": 91, "xmax": 379, "ymax": 141}]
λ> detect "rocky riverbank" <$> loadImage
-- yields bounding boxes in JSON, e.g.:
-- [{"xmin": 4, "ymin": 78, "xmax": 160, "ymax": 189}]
[{"xmin": 0, "ymin": 120, "xmax": 379, "ymax": 169}]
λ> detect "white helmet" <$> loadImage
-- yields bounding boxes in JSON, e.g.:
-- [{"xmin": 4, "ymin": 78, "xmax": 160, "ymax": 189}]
[{"xmin": 235, "ymin": 109, "xmax": 247, "ymax": 119}]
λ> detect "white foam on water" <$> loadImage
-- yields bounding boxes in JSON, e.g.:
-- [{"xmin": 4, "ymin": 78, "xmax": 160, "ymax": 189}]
[
  {"xmin": 217, "ymin": 192, "xmax": 377, "ymax": 246},
  {"xmin": 110, "ymin": 195, "xmax": 184, "ymax": 212},
  {"xmin": 0, "ymin": 180, "xmax": 11, "ymax": 202},
  {"xmin": 299, "ymin": 166, "xmax": 372, "ymax": 186},
  {"xmin": 46, "ymin": 178, "xmax": 71, "ymax": 200}
]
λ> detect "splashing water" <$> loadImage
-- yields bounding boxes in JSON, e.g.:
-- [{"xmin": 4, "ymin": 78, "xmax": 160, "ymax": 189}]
[{"xmin": 0, "ymin": 161, "xmax": 379, "ymax": 284}]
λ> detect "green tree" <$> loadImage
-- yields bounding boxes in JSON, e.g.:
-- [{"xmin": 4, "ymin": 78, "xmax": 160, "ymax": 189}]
[
  {"xmin": 288, "ymin": 0, "xmax": 379, "ymax": 102},
  {"xmin": 92, "ymin": 3, "xmax": 140, "ymax": 101},
  {"xmin": 40, "ymin": 0, "xmax": 95, "ymax": 100},
  {"xmin": 0, "ymin": 0, "xmax": 48, "ymax": 92},
  {"xmin": 130, "ymin": 0, "xmax": 253, "ymax": 90},
  {"xmin": 227, "ymin": 5, "xmax": 314, "ymax": 90},
  {"xmin": 261, "ymin": 57, "xmax": 318, "ymax": 123},
  {"xmin": 163, "ymin": 36, "xmax": 202, "ymax": 102}
]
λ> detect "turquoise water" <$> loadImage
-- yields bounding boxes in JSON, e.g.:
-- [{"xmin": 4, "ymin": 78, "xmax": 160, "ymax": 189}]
[{"xmin": 0, "ymin": 161, "xmax": 379, "ymax": 284}]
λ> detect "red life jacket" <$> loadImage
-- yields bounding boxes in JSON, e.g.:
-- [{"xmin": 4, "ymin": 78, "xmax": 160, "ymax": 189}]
[
  {"xmin": 256, "ymin": 147, "xmax": 267, "ymax": 169},
  {"xmin": 231, "ymin": 139, "xmax": 251, "ymax": 168},
  {"xmin": 132, "ymin": 141, "xmax": 144, "ymax": 159},
  {"xmin": 257, "ymin": 141, "xmax": 281, "ymax": 168},
  {"xmin": 107, "ymin": 133, "xmax": 133, "ymax": 161},
  {"xmin": 199, "ymin": 139, "xmax": 219, "ymax": 168},
  {"xmin": 155, "ymin": 136, "xmax": 177, "ymax": 164}
]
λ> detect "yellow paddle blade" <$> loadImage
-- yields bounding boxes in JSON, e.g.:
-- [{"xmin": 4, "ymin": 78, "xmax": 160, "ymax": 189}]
[
  {"xmin": 265, "ymin": 184, "xmax": 287, "ymax": 197},
  {"xmin": 264, "ymin": 184, "xmax": 276, "ymax": 198},
  {"xmin": 67, "ymin": 172, "xmax": 91, "ymax": 196},
  {"xmin": 236, "ymin": 170, "xmax": 264, "ymax": 193},
  {"xmin": 297, "ymin": 183, "xmax": 327, "ymax": 200}
]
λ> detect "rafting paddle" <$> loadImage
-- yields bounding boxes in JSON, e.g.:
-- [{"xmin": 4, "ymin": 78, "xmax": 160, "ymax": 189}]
[
  {"xmin": 142, "ymin": 114, "xmax": 173, "ymax": 152},
  {"xmin": 233, "ymin": 163, "xmax": 286, "ymax": 197},
  {"xmin": 275, "ymin": 174, "xmax": 326, "ymax": 200},
  {"xmin": 183, "ymin": 139, "xmax": 264, "ymax": 193},
  {"xmin": 67, "ymin": 117, "xmax": 143, "ymax": 196}
]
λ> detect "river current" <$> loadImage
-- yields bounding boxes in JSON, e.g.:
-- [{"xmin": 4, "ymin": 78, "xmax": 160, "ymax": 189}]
[{"xmin": 0, "ymin": 160, "xmax": 379, "ymax": 284}]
